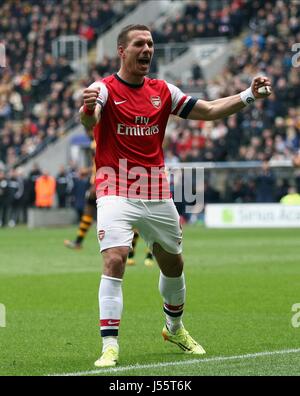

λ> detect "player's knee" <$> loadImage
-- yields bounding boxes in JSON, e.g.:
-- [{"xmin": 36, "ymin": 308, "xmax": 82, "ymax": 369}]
[
  {"xmin": 154, "ymin": 249, "xmax": 184, "ymax": 277},
  {"xmin": 105, "ymin": 253, "xmax": 124, "ymax": 268},
  {"xmin": 172, "ymin": 257, "xmax": 184, "ymax": 276},
  {"xmin": 103, "ymin": 251, "xmax": 126, "ymax": 277}
]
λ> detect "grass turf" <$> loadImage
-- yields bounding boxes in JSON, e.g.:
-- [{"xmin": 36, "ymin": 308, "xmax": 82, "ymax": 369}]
[{"xmin": 0, "ymin": 225, "xmax": 299, "ymax": 376}]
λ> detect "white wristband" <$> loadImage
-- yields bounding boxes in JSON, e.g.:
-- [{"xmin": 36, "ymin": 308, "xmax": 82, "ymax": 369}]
[{"xmin": 240, "ymin": 87, "xmax": 255, "ymax": 106}]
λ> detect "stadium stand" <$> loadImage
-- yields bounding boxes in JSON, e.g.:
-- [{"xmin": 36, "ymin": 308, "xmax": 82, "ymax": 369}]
[
  {"xmin": 0, "ymin": 0, "xmax": 300, "ymax": 225},
  {"xmin": 166, "ymin": 0, "xmax": 300, "ymax": 164},
  {"xmin": 0, "ymin": 0, "xmax": 252, "ymax": 167},
  {"xmin": 0, "ymin": 0, "xmax": 141, "ymax": 169},
  {"xmin": 152, "ymin": 0, "xmax": 248, "ymax": 43}
]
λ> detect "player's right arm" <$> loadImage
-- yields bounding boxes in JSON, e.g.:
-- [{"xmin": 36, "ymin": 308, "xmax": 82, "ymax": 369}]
[
  {"xmin": 79, "ymin": 87, "xmax": 102, "ymax": 134},
  {"xmin": 79, "ymin": 80, "xmax": 109, "ymax": 135}
]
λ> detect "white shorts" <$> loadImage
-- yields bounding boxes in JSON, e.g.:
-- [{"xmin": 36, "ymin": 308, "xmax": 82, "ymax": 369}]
[{"xmin": 96, "ymin": 196, "xmax": 182, "ymax": 254}]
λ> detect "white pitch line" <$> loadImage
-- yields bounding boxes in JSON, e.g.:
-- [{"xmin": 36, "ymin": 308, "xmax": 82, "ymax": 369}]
[{"xmin": 49, "ymin": 347, "xmax": 300, "ymax": 376}]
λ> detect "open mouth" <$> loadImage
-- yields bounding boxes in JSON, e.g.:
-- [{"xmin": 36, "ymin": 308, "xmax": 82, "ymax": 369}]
[{"xmin": 138, "ymin": 58, "xmax": 150, "ymax": 65}]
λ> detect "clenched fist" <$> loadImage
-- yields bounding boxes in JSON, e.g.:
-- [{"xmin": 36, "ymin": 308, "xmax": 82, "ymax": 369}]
[
  {"xmin": 83, "ymin": 87, "xmax": 100, "ymax": 111},
  {"xmin": 251, "ymin": 76, "xmax": 272, "ymax": 99}
]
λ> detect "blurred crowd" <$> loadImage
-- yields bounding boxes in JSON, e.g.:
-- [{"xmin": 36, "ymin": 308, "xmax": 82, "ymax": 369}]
[
  {"xmin": 2, "ymin": 0, "xmax": 298, "ymax": 169},
  {"xmin": 153, "ymin": 0, "xmax": 248, "ymax": 43},
  {"xmin": 0, "ymin": 0, "xmax": 267, "ymax": 169},
  {"xmin": 1, "ymin": 0, "xmax": 300, "ymax": 226},
  {"xmin": 0, "ymin": 0, "xmax": 140, "ymax": 167},
  {"xmin": 166, "ymin": 0, "xmax": 300, "ymax": 164}
]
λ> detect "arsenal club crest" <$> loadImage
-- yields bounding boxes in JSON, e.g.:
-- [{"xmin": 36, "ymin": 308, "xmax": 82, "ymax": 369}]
[
  {"xmin": 150, "ymin": 96, "xmax": 161, "ymax": 109},
  {"xmin": 98, "ymin": 230, "xmax": 105, "ymax": 240}
]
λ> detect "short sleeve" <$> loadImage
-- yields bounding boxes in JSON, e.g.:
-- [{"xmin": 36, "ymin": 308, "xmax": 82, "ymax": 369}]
[
  {"xmin": 167, "ymin": 83, "xmax": 197, "ymax": 119},
  {"xmin": 89, "ymin": 81, "xmax": 109, "ymax": 107}
]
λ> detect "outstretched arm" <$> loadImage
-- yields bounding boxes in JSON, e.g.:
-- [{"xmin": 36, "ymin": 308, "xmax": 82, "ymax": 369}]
[{"xmin": 187, "ymin": 76, "xmax": 272, "ymax": 121}]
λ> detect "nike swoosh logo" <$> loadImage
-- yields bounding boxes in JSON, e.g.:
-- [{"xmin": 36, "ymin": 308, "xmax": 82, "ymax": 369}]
[
  {"xmin": 107, "ymin": 320, "xmax": 120, "ymax": 326},
  {"xmin": 114, "ymin": 100, "xmax": 127, "ymax": 105}
]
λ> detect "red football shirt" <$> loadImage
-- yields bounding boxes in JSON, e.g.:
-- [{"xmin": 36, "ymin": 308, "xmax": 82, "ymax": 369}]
[{"xmin": 90, "ymin": 73, "xmax": 196, "ymax": 200}]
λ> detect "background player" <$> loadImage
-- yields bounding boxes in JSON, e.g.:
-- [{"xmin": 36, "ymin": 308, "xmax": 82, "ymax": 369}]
[{"xmin": 64, "ymin": 140, "xmax": 97, "ymax": 250}]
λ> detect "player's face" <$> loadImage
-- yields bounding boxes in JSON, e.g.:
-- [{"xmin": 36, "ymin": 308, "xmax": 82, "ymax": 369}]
[{"xmin": 120, "ymin": 30, "xmax": 154, "ymax": 77}]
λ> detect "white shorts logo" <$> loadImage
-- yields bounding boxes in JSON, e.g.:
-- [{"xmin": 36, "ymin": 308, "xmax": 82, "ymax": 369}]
[{"xmin": 98, "ymin": 230, "xmax": 105, "ymax": 240}]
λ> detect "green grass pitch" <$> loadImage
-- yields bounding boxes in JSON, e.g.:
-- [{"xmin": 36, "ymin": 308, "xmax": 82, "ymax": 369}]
[{"xmin": 0, "ymin": 225, "xmax": 299, "ymax": 376}]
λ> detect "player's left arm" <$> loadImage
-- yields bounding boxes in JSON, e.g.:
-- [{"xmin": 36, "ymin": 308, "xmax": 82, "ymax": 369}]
[{"xmin": 187, "ymin": 76, "xmax": 272, "ymax": 121}]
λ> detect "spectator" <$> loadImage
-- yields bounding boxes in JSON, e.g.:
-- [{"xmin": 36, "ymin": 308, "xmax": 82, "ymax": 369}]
[
  {"xmin": 280, "ymin": 186, "xmax": 300, "ymax": 205},
  {"xmin": 26, "ymin": 163, "xmax": 42, "ymax": 207},
  {"xmin": 275, "ymin": 178, "xmax": 290, "ymax": 202},
  {"xmin": 15, "ymin": 167, "xmax": 28, "ymax": 225},
  {"xmin": 191, "ymin": 63, "xmax": 203, "ymax": 81},
  {"xmin": 255, "ymin": 160, "xmax": 276, "ymax": 203},
  {"xmin": 56, "ymin": 165, "xmax": 73, "ymax": 208},
  {"xmin": 6, "ymin": 168, "xmax": 25, "ymax": 227},
  {"xmin": 244, "ymin": 178, "xmax": 257, "ymax": 203},
  {"xmin": 227, "ymin": 177, "xmax": 248, "ymax": 203},
  {"xmin": 71, "ymin": 167, "xmax": 90, "ymax": 221},
  {"xmin": 204, "ymin": 180, "xmax": 220, "ymax": 203},
  {"xmin": 35, "ymin": 171, "xmax": 56, "ymax": 208}
]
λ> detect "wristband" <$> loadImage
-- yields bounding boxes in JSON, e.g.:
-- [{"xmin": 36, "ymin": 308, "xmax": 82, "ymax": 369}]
[
  {"xmin": 240, "ymin": 87, "xmax": 255, "ymax": 106},
  {"xmin": 83, "ymin": 105, "xmax": 95, "ymax": 116}
]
